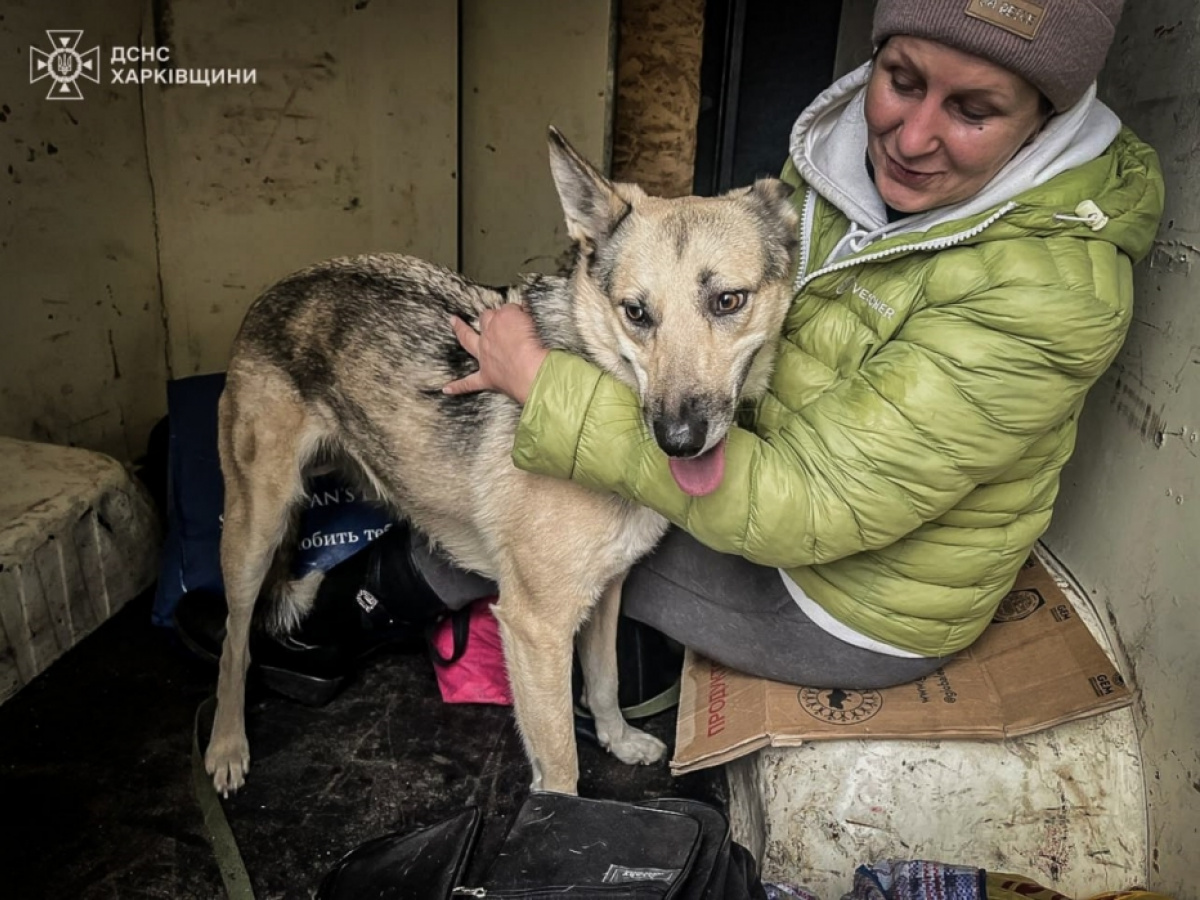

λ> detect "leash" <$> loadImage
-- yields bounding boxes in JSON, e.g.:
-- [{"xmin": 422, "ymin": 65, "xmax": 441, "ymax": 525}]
[{"xmin": 192, "ymin": 696, "xmax": 257, "ymax": 900}]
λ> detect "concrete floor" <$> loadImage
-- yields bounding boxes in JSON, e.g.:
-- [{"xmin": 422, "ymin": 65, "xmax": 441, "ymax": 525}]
[{"xmin": 0, "ymin": 590, "xmax": 720, "ymax": 899}]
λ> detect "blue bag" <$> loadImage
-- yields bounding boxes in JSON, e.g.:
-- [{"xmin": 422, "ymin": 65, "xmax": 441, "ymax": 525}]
[{"xmin": 152, "ymin": 373, "xmax": 394, "ymax": 627}]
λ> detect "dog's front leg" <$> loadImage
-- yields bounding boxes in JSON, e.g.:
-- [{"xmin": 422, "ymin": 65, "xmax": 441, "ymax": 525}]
[
  {"xmin": 492, "ymin": 576, "xmax": 582, "ymax": 794},
  {"xmin": 206, "ymin": 610, "xmax": 253, "ymax": 796},
  {"xmin": 577, "ymin": 575, "xmax": 667, "ymax": 766}
]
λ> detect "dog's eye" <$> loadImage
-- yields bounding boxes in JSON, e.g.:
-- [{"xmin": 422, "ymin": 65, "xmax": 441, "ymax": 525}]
[
  {"xmin": 713, "ymin": 291, "xmax": 748, "ymax": 315},
  {"xmin": 622, "ymin": 302, "xmax": 650, "ymax": 326}
]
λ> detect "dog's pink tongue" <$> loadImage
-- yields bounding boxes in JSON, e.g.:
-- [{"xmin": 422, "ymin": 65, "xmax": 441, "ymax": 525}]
[{"xmin": 667, "ymin": 439, "xmax": 727, "ymax": 497}]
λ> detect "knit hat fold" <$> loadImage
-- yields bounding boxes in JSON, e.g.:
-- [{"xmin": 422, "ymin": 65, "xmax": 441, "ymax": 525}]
[{"xmin": 872, "ymin": 0, "xmax": 1124, "ymax": 112}]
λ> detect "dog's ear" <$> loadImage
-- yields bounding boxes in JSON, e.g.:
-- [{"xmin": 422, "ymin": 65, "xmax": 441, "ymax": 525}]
[
  {"xmin": 547, "ymin": 127, "xmax": 630, "ymax": 254},
  {"xmin": 738, "ymin": 177, "xmax": 800, "ymax": 251},
  {"xmin": 740, "ymin": 178, "xmax": 797, "ymax": 226},
  {"xmin": 746, "ymin": 178, "xmax": 794, "ymax": 206}
]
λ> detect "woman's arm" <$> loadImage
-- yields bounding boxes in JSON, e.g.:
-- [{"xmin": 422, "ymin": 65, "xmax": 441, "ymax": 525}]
[{"xmin": 510, "ymin": 251, "xmax": 1131, "ymax": 568}]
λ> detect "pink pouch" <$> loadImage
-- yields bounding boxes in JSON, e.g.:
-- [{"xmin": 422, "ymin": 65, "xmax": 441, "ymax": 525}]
[{"xmin": 429, "ymin": 597, "xmax": 513, "ymax": 706}]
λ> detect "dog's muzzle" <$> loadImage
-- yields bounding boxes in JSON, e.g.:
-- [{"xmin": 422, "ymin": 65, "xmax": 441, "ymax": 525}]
[{"xmin": 652, "ymin": 398, "xmax": 728, "ymax": 498}]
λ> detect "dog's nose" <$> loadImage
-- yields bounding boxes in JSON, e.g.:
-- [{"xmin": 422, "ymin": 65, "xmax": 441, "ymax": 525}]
[{"xmin": 653, "ymin": 399, "xmax": 709, "ymax": 458}]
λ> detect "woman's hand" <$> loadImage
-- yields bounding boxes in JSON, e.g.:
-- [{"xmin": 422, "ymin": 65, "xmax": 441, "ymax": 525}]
[{"xmin": 443, "ymin": 304, "xmax": 549, "ymax": 405}]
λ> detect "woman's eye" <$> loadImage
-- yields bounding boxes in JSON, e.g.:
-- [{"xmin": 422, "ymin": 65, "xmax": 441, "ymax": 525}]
[
  {"xmin": 958, "ymin": 105, "xmax": 991, "ymax": 124},
  {"xmin": 891, "ymin": 75, "xmax": 919, "ymax": 94},
  {"xmin": 713, "ymin": 291, "xmax": 748, "ymax": 315}
]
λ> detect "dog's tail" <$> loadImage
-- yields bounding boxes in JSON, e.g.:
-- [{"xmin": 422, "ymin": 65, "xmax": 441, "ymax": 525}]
[{"xmin": 255, "ymin": 506, "xmax": 325, "ymax": 635}]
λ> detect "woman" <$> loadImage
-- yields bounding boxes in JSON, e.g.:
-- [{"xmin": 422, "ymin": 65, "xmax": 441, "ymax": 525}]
[{"xmin": 441, "ymin": 0, "xmax": 1163, "ymax": 688}]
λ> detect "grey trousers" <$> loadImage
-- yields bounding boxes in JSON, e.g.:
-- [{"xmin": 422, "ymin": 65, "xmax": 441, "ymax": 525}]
[{"xmin": 411, "ymin": 526, "xmax": 951, "ymax": 690}]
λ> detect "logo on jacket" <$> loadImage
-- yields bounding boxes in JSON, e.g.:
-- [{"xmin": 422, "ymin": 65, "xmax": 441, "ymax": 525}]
[{"xmin": 836, "ymin": 276, "xmax": 895, "ymax": 319}]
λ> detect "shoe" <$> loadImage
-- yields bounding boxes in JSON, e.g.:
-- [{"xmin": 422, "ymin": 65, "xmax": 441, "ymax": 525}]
[{"xmin": 174, "ymin": 523, "xmax": 451, "ymax": 707}]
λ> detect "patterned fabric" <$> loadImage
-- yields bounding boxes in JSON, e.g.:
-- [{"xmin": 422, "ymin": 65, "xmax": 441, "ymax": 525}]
[
  {"xmin": 766, "ymin": 884, "xmax": 823, "ymax": 900},
  {"xmin": 767, "ymin": 865, "xmax": 1176, "ymax": 900},
  {"xmin": 843, "ymin": 860, "xmax": 987, "ymax": 900}
]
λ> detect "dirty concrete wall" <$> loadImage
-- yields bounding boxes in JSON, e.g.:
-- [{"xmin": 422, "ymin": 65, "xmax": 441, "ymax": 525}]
[
  {"xmin": 0, "ymin": 0, "xmax": 459, "ymax": 460},
  {"xmin": 460, "ymin": 0, "xmax": 615, "ymax": 284},
  {"xmin": 0, "ymin": 1, "xmax": 165, "ymax": 461},
  {"xmin": 1041, "ymin": 5, "xmax": 1199, "ymax": 896},
  {"xmin": 2, "ymin": 0, "xmax": 615, "ymax": 461},
  {"xmin": 609, "ymin": 0, "xmax": 704, "ymax": 198},
  {"xmin": 144, "ymin": 0, "xmax": 459, "ymax": 380}
]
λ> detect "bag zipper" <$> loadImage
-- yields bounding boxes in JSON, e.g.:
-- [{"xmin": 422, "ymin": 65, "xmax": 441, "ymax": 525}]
[
  {"xmin": 793, "ymin": 196, "xmax": 1018, "ymax": 293},
  {"xmin": 452, "ymin": 885, "xmax": 666, "ymax": 897}
]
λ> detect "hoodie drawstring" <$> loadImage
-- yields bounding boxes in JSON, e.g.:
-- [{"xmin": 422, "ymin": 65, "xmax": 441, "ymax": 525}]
[{"xmin": 1054, "ymin": 199, "xmax": 1109, "ymax": 231}]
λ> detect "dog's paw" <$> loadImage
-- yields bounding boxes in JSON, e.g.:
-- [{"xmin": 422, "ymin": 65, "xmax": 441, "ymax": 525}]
[
  {"xmin": 601, "ymin": 725, "xmax": 667, "ymax": 766},
  {"xmin": 205, "ymin": 735, "xmax": 251, "ymax": 796}
]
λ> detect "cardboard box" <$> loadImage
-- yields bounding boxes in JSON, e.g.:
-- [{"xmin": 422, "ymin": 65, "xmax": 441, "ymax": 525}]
[{"xmin": 671, "ymin": 555, "xmax": 1133, "ymax": 774}]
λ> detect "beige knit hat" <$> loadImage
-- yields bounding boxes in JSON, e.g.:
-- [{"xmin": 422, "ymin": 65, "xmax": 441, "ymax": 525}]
[{"xmin": 872, "ymin": 0, "xmax": 1124, "ymax": 112}]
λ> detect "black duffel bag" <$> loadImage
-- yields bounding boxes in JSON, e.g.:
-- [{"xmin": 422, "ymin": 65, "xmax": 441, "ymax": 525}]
[{"xmin": 316, "ymin": 792, "xmax": 767, "ymax": 900}]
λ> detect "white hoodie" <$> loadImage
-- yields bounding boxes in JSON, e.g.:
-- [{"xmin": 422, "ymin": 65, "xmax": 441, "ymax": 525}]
[{"xmin": 788, "ymin": 62, "xmax": 1122, "ymax": 269}]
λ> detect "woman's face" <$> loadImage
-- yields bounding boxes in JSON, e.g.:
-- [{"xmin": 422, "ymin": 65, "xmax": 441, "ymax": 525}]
[{"xmin": 864, "ymin": 36, "xmax": 1047, "ymax": 213}]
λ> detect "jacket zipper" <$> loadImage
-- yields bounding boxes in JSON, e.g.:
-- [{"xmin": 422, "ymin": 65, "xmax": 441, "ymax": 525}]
[
  {"xmin": 793, "ymin": 196, "xmax": 1018, "ymax": 293},
  {"xmin": 796, "ymin": 186, "xmax": 818, "ymax": 282}
]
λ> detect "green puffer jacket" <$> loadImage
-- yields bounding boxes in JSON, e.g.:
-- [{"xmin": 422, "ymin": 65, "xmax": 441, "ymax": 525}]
[{"xmin": 511, "ymin": 126, "xmax": 1163, "ymax": 657}]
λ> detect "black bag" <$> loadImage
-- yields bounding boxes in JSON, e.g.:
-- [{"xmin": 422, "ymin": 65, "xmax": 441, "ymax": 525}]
[
  {"xmin": 316, "ymin": 793, "xmax": 767, "ymax": 900},
  {"xmin": 173, "ymin": 522, "xmax": 461, "ymax": 708},
  {"xmin": 153, "ymin": 372, "xmax": 394, "ymax": 629}
]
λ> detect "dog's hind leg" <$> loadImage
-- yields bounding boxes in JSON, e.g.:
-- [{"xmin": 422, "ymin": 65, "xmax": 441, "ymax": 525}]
[
  {"xmin": 576, "ymin": 575, "xmax": 667, "ymax": 766},
  {"xmin": 491, "ymin": 568, "xmax": 591, "ymax": 795},
  {"xmin": 206, "ymin": 376, "xmax": 313, "ymax": 795}
]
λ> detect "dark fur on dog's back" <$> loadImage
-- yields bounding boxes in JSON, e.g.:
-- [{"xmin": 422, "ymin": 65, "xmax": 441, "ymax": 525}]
[
  {"xmin": 239, "ymin": 256, "xmax": 503, "ymax": 398},
  {"xmin": 232, "ymin": 255, "xmax": 591, "ymax": 488}
]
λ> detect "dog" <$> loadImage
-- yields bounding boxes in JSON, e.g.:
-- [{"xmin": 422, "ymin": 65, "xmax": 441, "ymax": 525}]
[{"xmin": 206, "ymin": 128, "xmax": 799, "ymax": 796}]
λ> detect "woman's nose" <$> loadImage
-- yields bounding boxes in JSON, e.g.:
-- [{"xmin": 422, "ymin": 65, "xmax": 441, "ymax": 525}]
[{"xmin": 894, "ymin": 99, "xmax": 941, "ymax": 159}]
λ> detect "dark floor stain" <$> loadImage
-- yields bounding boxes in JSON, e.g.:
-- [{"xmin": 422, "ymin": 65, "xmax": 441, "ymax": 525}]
[{"xmin": 0, "ymin": 590, "xmax": 717, "ymax": 899}]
